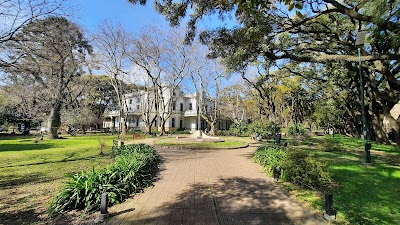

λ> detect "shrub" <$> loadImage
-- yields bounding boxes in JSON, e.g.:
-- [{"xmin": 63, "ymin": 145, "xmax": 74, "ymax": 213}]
[
  {"xmin": 253, "ymin": 146, "xmax": 332, "ymax": 189},
  {"xmin": 287, "ymin": 124, "xmax": 309, "ymax": 145},
  {"xmin": 281, "ymin": 150, "xmax": 332, "ymax": 189},
  {"xmin": 228, "ymin": 123, "xmax": 249, "ymax": 137},
  {"xmin": 112, "ymin": 143, "xmax": 158, "ymax": 158},
  {"xmin": 216, "ymin": 130, "xmax": 232, "ymax": 136},
  {"xmin": 248, "ymin": 120, "xmax": 280, "ymax": 139},
  {"xmin": 253, "ymin": 145, "xmax": 286, "ymax": 175},
  {"xmin": 49, "ymin": 144, "xmax": 160, "ymax": 215},
  {"xmin": 320, "ymin": 136, "xmax": 342, "ymax": 152},
  {"xmin": 288, "ymin": 124, "xmax": 307, "ymax": 136}
]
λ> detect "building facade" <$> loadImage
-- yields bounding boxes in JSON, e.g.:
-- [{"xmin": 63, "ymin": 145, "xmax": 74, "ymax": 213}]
[{"xmin": 102, "ymin": 87, "xmax": 233, "ymax": 132}]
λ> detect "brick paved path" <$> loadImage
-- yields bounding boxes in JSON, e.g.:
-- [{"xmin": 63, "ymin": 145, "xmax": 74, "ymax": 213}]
[{"xmin": 106, "ymin": 144, "xmax": 326, "ymax": 225}]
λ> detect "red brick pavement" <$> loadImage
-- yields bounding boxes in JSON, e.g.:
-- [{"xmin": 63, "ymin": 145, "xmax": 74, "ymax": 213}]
[{"xmin": 105, "ymin": 144, "xmax": 326, "ymax": 225}]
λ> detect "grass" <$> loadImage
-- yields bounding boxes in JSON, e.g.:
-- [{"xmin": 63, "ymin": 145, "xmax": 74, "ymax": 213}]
[
  {"xmin": 270, "ymin": 135, "xmax": 400, "ymax": 225},
  {"xmin": 0, "ymin": 134, "xmax": 119, "ymax": 224},
  {"xmin": 153, "ymin": 138, "xmax": 248, "ymax": 149}
]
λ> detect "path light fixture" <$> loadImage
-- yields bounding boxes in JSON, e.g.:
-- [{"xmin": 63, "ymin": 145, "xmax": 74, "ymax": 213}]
[{"xmin": 355, "ymin": 30, "xmax": 372, "ymax": 164}]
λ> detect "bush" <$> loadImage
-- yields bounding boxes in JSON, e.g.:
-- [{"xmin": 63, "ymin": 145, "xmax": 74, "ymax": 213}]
[
  {"xmin": 281, "ymin": 150, "xmax": 332, "ymax": 189},
  {"xmin": 248, "ymin": 120, "xmax": 280, "ymax": 139},
  {"xmin": 216, "ymin": 130, "xmax": 230, "ymax": 136},
  {"xmin": 49, "ymin": 144, "xmax": 160, "ymax": 215},
  {"xmin": 320, "ymin": 136, "xmax": 342, "ymax": 152},
  {"xmin": 287, "ymin": 124, "xmax": 308, "ymax": 145},
  {"xmin": 112, "ymin": 143, "xmax": 157, "ymax": 158},
  {"xmin": 253, "ymin": 146, "xmax": 286, "ymax": 175},
  {"xmin": 228, "ymin": 123, "xmax": 249, "ymax": 137},
  {"xmin": 253, "ymin": 146, "xmax": 332, "ymax": 189},
  {"xmin": 288, "ymin": 124, "xmax": 307, "ymax": 136}
]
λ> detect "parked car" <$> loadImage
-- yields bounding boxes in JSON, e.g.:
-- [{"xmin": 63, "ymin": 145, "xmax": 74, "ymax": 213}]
[{"xmin": 0, "ymin": 127, "xmax": 8, "ymax": 132}]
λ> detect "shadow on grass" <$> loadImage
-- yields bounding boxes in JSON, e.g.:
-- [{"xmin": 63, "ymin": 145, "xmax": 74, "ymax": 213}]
[
  {"xmin": 0, "ymin": 154, "xmax": 112, "ymax": 169},
  {"xmin": 0, "ymin": 172, "xmax": 54, "ymax": 189},
  {"xmin": 0, "ymin": 143, "xmax": 55, "ymax": 152},
  {"xmin": 109, "ymin": 177, "xmax": 323, "ymax": 225},
  {"xmin": 0, "ymin": 208, "xmax": 46, "ymax": 225}
]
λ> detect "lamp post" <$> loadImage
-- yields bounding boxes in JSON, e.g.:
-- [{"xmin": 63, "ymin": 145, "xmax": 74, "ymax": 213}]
[
  {"xmin": 197, "ymin": 76, "xmax": 203, "ymax": 141},
  {"xmin": 355, "ymin": 30, "xmax": 372, "ymax": 164}
]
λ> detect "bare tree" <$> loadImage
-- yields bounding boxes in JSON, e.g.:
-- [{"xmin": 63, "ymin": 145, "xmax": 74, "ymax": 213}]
[
  {"xmin": 130, "ymin": 26, "xmax": 193, "ymax": 135},
  {"xmin": 93, "ymin": 21, "xmax": 132, "ymax": 139},
  {"xmin": 3, "ymin": 17, "xmax": 91, "ymax": 139},
  {"xmin": 0, "ymin": 0, "xmax": 69, "ymax": 67},
  {"xmin": 140, "ymin": 77, "xmax": 158, "ymax": 134},
  {"xmin": 191, "ymin": 59, "xmax": 226, "ymax": 135},
  {"xmin": 220, "ymin": 82, "xmax": 247, "ymax": 124}
]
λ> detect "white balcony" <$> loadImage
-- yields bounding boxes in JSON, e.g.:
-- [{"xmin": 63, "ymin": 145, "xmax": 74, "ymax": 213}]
[{"xmin": 184, "ymin": 110, "xmax": 198, "ymax": 117}]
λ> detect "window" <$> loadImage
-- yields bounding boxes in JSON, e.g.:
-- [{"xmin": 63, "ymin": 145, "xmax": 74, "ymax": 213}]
[
  {"xmin": 129, "ymin": 99, "xmax": 132, "ymax": 104},
  {"xmin": 171, "ymin": 118, "xmax": 175, "ymax": 128},
  {"xmin": 137, "ymin": 105, "xmax": 140, "ymax": 110},
  {"xmin": 180, "ymin": 103, "xmax": 183, "ymax": 111},
  {"xmin": 136, "ymin": 118, "xmax": 139, "ymax": 127},
  {"xmin": 172, "ymin": 101, "xmax": 176, "ymax": 110},
  {"xmin": 189, "ymin": 103, "xmax": 193, "ymax": 110},
  {"xmin": 180, "ymin": 119, "xmax": 183, "ymax": 129},
  {"xmin": 205, "ymin": 105, "xmax": 208, "ymax": 112}
]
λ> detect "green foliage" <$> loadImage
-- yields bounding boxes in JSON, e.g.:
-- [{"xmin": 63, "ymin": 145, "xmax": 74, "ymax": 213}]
[
  {"xmin": 253, "ymin": 146, "xmax": 286, "ymax": 175},
  {"xmin": 247, "ymin": 120, "xmax": 280, "ymax": 138},
  {"xmin": 254, "ymin": 146, "xmax": 332, "ymax": 189},
  {"xmin": 97, "ymin": 139, "xmax": 107, "ymax": 155},
  {"xmin": 49, "ymin": 144, "xmax": 160, "ymax": 215},
  {"xmin": 288, "ymin": 123, "xmax": 307, "ymax": 136},
  {"xmin": 320, "ymin": 136, "xmax": 342, "ymax": 152},
  {"xmin": 281, "ymin": 150, "xmax": 332, "ymax": 189},
  {"xmin": 287, "ymin": 124, "xmax": 308, "ymax": 146},
  {"xmin": 112, "ymin": 143, "xmax": 159, "ymax": 158},
  {"xmin": 228, "ymin": 123, "xmax": 249, "ymax": 137}
]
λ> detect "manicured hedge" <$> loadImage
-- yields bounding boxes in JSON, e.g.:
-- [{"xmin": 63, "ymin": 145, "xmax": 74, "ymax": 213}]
[
  {"xmin": 253, "ymin": 145, "xmax": 332, "ymax": 189},
  {"xmin": 49, "ymin": 144, "xmax": 160, "ymax": 215}
]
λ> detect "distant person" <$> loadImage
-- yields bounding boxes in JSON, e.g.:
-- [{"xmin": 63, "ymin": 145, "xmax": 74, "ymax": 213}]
[{"xmin": 253, "ymin": 132, "xmax": 260, "ymax": 141}]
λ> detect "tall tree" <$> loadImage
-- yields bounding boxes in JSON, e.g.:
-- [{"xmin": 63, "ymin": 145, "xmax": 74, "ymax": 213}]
[
  {"xmin": 93, "ymin": 21, "xmax": 133, "ymax": 139},
  {"xmin": 132, "ymin": 0, "xmax": 400, "ymax": 144},
  {"xmin": 0, "ymin": 0, "xmax": 67, "ymax": 44},
  {"xmin": 130, "ymin": 26, "xmax": 194, "ymax": 135},
  {"xmin": 0, "ymin": 0, "xmax": 69, "ymax": 68},
  {"xmin": 3, "ymin": 17, "xmax": 91, "ymax": 139},
  {"xmin": 190, "ymin": 58, "xmax": 226, "ymax": 135},
  {"xmin": 220, "ymin": 83, "xmax": 247, "ymax": 124}
]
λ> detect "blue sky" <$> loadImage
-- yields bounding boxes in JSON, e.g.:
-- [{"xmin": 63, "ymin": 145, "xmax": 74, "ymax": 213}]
[
  {"xmin": 73, "ymin": 0, "xmax": 169, "ymax": 34},
  {"xmin": 72, "ymin": 0, "xmax": 237, "ymax": 35},
  {"xmin": 69, "ymin": 0, "xmax": 242, "ymax": 88}
]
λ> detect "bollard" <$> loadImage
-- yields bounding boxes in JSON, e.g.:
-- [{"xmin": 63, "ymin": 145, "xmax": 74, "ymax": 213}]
[
  {"xmin": 95, "ymin": 193, "xmax": 109, "ymax": 223},
  {"xmin": 324, "ymin": 193, "xmax": 336, "ymax": 220},
  {"xmin": 272, "ymin": 166, "xmax": 279, "ymax": 181},
  {"xmin": 118, "ymin": 140, "xmax": 124, "ymax": 147}
]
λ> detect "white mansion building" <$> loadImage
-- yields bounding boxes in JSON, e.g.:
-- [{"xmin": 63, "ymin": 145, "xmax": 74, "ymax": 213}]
[{"xmin": 102, "ymin": 87, "xmax": 233, "ymax": 132}]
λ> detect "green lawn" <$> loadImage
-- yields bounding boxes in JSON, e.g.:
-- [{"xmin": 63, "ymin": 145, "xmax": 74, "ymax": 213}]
[
  {"xmin": 0, "ymin": 134, "xmax": 118, "ymax": 224},
  {"xmin": 154, "ymin": 138, "xmax": 248, "ymax": 149},
  {"xmin": 276, "ymin": 135, "xmax": 400, "ymax": 225}
]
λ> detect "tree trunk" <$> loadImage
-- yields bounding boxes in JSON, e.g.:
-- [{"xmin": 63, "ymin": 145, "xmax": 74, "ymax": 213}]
[
  {"xmin": 145, "ymin": 124, "xmax": 153, "ymax": 134},
  {"xmin": 160, "ymin": 118, "xmax": 166, "ymax": 136},
  {"xmin": 371, "ymin": 112, "xmax": 390, "ymax": 144},
  {"xmin": 384, "ymin": 107, "xmax": 400, "ymax": 146},
  {"xmin": 47, "ymin": 102, "xmax": 61, "ymax": 139},
  {"xmin": 120, "ymin": 116, "xmax": 127, "ymax": 140},
  {"xmin": 209, "ymin": 122, "xmax": 217, "ymax": 136}
]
